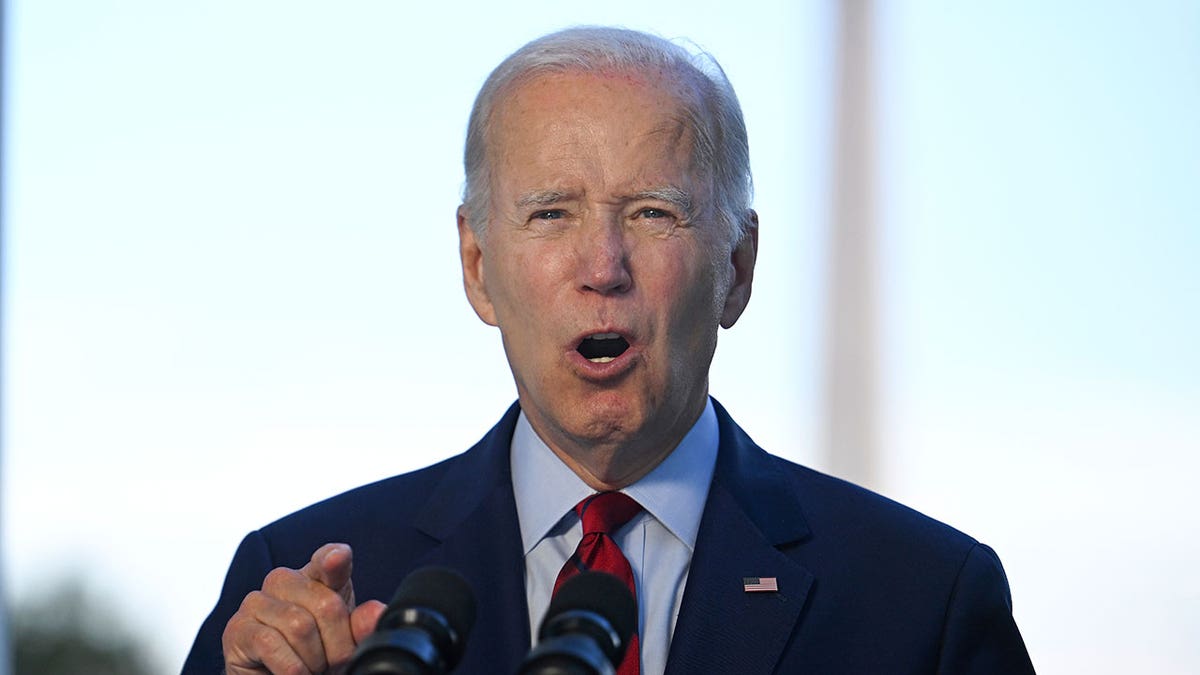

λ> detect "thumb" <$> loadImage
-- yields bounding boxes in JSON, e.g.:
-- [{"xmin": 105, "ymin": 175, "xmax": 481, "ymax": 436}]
[
  {"xmin": 302, "ymin": 542, "xmax": 356, "ymax": 606},
  {"xmin": 350, "ymin": 600, "xmax": 387, "ymax": 643}
]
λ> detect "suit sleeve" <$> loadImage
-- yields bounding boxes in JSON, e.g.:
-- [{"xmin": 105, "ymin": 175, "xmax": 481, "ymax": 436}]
[
  {"xmin": 180, "ymin": 531, "xmax": 275, "ymax": 675},
  {"xmin": 935, "ymin": 542, "xmax": 1036, "ymax": 674}
]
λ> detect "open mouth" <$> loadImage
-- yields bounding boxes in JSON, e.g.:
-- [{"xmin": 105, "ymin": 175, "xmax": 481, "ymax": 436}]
[{"xmin": 576, "ymin": 332, "xmax": 630, "ymax": 363}]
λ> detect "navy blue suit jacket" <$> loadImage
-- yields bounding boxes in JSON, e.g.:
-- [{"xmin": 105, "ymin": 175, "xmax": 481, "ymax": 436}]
[{"xmin": 184, "ymin": 401, "xmax": 1034, "ymax": 673}]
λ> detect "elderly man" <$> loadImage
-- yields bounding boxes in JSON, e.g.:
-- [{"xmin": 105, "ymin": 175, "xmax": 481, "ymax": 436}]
[{"xmin": 184, "ymin": 27, "xmax": 1034, "ymax": 675}]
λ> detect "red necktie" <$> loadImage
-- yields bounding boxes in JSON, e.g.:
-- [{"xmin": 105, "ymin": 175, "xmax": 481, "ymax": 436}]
[{"xmin": 553, "ymin": 491, "xmax": 642, "ymax": 675}]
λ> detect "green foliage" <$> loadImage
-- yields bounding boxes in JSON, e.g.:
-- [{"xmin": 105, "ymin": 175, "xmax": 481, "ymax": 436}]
[{"xmin": 10, "ymin": 580, "xmax": 155, "ymax": 675}]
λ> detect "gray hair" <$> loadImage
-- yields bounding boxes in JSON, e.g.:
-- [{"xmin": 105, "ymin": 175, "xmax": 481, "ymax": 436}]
[{"xmin": 462, "ymin": 26, "xmax": 753, "ymax": 245}]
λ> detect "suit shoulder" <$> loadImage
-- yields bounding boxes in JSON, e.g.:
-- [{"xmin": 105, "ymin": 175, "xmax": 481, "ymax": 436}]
[
  {"xmin": 771, "ymin": 453, "xmax": 980, "ymax": 562},
  {"xmin": 246, "ymin": 403, "xmax": 521, "ymax": 571},
  {"xmin": 712, "ymin": 399, "xmax": 979, "ymax": 564},
  {"xmin": 254, "ymin": 454, "xmax": 462, "ymax": 565}
]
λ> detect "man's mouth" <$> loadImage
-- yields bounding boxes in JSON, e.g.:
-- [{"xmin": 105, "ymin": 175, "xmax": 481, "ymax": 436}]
[{"xmin": 576, "ymin": 332, "xmax": 631, "ymax": 363}]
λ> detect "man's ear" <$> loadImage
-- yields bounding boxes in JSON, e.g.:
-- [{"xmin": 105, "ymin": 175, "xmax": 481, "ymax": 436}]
[
  {"xmin": 457, "ymin": 205, "xmax": 498, "ymax": 326},
  {"xmin": 720, "ymin": 209, "xmax": 758, "ymax": 329}
]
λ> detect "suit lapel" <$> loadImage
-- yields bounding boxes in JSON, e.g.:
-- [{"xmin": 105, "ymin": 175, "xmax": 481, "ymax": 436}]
[
  {"xmin": 409, "ymin": 404, "xmax": 532, "ymax": 674},
  {"xmin": 665, "ymin": 401, "xmax": 815, "ymax": 675}
]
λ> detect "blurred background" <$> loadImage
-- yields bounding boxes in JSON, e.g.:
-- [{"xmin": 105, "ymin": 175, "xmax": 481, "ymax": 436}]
[{"xmin": 3, "ymin": 1, "xmax": 1197, "ymax": 672}]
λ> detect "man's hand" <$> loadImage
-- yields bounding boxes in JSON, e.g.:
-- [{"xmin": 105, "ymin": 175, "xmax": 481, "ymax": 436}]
[{"xmin": 222, "ymin": 543, "xmax": 387, "ymax": 675}]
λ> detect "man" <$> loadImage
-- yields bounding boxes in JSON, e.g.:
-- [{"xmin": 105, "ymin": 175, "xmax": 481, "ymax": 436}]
[{"xmin": 185, "ymin": 27, "xmax": 1034, "ymax": 674}]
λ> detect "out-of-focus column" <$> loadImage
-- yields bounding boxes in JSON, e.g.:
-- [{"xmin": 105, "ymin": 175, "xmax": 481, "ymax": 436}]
[{"xmin": 824, "ymin": 0, "xmax": 880, "ymax": 489}]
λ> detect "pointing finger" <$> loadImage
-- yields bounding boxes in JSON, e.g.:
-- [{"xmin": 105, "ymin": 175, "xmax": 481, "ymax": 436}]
[{"xmin": 301, "ymin": 542, "xmax": 355, "ymax": 607}]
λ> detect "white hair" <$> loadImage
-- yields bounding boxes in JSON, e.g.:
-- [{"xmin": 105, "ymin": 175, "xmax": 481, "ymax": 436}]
[{"xmin": 461, "ymin": 26, "xmax": 754, "ymax": 245}]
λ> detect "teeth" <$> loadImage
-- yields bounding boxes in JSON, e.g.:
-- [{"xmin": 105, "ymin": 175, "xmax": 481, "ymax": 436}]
[
  {"xmin": 589, "ymin": 332, "xmax": 621, "ymax": 340},
  {"xmin": 588, "ymin": 356, "xmax": 616, "ymax": 363}
]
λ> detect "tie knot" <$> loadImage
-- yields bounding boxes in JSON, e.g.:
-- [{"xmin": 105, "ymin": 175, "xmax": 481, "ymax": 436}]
[{"xmin": 576, "ymin": 491, "xmax": 642, "ymax": 536}]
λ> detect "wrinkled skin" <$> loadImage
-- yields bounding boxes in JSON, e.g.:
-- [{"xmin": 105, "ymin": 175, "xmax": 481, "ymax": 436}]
[{"xmin": 458, "ymin": 68, "xmax": 757, "ymax": 489}]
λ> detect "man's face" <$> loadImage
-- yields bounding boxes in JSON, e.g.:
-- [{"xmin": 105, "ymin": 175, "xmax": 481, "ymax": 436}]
[{"xmin": 459, "ymin": 69, "xmax": 756, "ymax": 483}]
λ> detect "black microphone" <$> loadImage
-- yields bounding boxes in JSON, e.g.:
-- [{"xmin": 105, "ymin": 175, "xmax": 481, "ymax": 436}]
[
  {"xmin": 348, "ymin": 566, "xmax": 477, "ymax": 675},
  {"xmin": 518, "ymin": 571, "xmax": 637, "ymax": 675}
]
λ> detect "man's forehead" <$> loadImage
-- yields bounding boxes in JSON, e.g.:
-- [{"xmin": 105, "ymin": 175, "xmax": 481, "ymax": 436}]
[
  {"xmin": 488, "ymin": 69, "xmax": 699, "ymax": 162},
  {"xmin": 494, "ymin": 66, "xmax": 699, "ymax": 121},
  {"xmin": 481, "ymin": 67, "xmax": 710, "ymax": 213}
]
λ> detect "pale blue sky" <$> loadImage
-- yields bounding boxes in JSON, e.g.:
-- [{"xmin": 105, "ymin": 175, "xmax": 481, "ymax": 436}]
[{"xmin": 4, "ymin": 2, "xmax": 1197, "ymax": 672}]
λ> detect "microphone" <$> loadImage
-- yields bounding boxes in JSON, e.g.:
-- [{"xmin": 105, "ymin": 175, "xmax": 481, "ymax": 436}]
[
  {"xmin": 347, "ymin": 566, "xmax": 477, "ymax": 675},
  {"xmin": 518, "ymin": 572, "xmax": 637, "ymax": 675}
]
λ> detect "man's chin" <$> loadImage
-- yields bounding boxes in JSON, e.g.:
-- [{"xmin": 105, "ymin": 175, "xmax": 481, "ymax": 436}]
[{"xmin": 546, "ymin": 396, "xmax": 648, "ymax": 450}]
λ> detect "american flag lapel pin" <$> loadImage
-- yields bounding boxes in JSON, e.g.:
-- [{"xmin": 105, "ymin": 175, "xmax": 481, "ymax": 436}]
[{"xmin": 743, "ymin": 576, "xmax": 779, "ymax": 593}]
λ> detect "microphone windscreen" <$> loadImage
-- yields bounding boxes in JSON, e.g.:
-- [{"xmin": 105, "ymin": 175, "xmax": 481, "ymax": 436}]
[
  {"xmin": 543, "ymin": 571, "xmax": 636, "ymax": 647},
  {"xmin": 383, "ymin": 566, "xmax": 477, "ymax": 639}
]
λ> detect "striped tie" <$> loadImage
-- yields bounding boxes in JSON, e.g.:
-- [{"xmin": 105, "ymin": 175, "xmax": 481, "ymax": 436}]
[{"xmin": 553, "ymin": 491, "xmax": 642, "ymax": 675}]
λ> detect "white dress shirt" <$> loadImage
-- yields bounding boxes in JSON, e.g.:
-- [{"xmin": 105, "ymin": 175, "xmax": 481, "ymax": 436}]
[{"xmin": 510, "ymin": 398, "xmax": 719, "ymax": 675}]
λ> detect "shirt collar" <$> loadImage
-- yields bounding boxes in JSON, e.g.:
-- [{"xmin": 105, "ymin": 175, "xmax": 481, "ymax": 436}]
[{"xmin": 510, "ymin": 398, "xmax": 720, "ymax": 555}]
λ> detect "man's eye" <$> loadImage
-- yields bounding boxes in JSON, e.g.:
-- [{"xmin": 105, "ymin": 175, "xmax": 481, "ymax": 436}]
[
  {"xmin": 533, "ymin": 210, "xmax": 565, "ymax": 220},
  {"xmin": 637, "ymin": 208, "xmax": 671, "ymax": 219}
]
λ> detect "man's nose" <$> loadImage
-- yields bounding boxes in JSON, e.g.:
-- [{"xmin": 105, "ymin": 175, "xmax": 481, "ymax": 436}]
[{"xmin": 577, "ymin": 220, "xmax": 633, "ymax": 295}]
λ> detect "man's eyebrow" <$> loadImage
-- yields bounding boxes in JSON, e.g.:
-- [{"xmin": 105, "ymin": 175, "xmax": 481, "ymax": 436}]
[
  {"xmin": 627, "ymin": 187, "xmax": 695, "ymax": 214},
  {"xmin": 515, "ymin": 190, "xmax": 572, "ymax": 209},
  {"xmin": 515, "ymin": 187, "xmax": 697, "ymax": 216}
]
